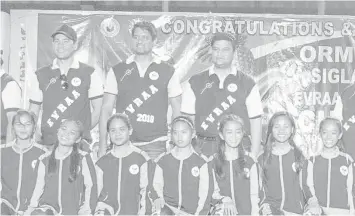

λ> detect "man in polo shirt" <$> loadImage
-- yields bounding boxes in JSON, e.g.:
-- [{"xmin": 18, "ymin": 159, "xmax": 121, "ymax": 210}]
[
  {"xmin": 98, "ymin": 21, "xmax": 182, "ymax": 159},
  {"xmin": 181, "ymin": 32, "xmax": 263, "ymax": 158},
  {"xmin": 1, "ymin": 64, "xmax": 22, "ymax": 144},
  {"xmin": 29, "ymin": 24, "xmax": 104, "ymax": 149}
]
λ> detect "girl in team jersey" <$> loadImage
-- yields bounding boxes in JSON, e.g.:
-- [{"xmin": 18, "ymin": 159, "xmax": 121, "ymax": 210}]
[
  {"xmin": 258, "ymin": 111, "xmax": 305, "ymax": 215},
  {"xmin": 94, "ymin": 113, "xmax": 149, "ymax": 215},
  {"xmin": 208, "ymin": 114, "xmax": 259, "ymax": 215},
  {"xmin": 303, "ymin": 117, "xmax": 354, "ymax": 215},
  {"xmin": 1, "ymin": 110, "xmax": 47, "ymax": 215},
  {"xmin": 151, "ymin": 116, "xmax": 209, "ymax": 215},
  {"xmin": 25, "ymin": 119, "xmax": 97, "ymax": 215}
]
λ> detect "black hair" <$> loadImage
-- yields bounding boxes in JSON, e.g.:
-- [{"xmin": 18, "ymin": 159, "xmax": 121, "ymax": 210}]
[
  {"xmin": 48, "ymin": 119, "xmax": 84, "ymax": 183},
  {"xmin": 131, "ymin": 21, "xmax": 157, "ymax": 41},
  {"xmin": 214, "ymin": 114, "xmax": 248, "ymax": 179},
  {"xmin": 106, "ymin": 113, "xmax": 132, "ymax": 151},
  {"xmin": 261, "ymin": 112, "xmax": 305, "ymax": 183}
]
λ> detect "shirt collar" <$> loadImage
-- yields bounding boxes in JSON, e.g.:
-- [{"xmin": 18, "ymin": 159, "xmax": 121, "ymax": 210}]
[
  {"xmin": 208, "ymin": 65, "xmax": 237, "ymax": 76},
  {"xmin": 51, "ymin": 58, "xmax": 80, "ymax": 70},
  {"xmin": 126, "ymin": 54, "xmax": 162, "ymax": 64}
]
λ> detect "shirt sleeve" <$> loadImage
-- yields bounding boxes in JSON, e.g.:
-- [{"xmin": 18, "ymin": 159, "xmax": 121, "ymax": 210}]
[
  {"xmin": 2, "ymin": 81, "xmax": 22, "ymax": 110},
  {"xmin": 245, "ymin": 85, "xmax": 263, "ymax": 119},
  {"xmin": 79, "ymin": 156, "xmax": 94, "ymax": 215},
  {"xmin": 196, "ymin": 163, "xmax": 209, "ymax": 215},
  {"xmin": 28, "ymin": 72, "xmax": 43, "ymax": 104},
  {"xmin": 138, "ymin": 161, "xmax": 148, "ymax": 215},
  {"xmin": 89, "ymin": 69, "xmax": 104, "ymax": 100},
  {"xmin": 167, "ymin": 70, "xmax": 182, "ymax": 98},
  {"xmin": 104, "ymin": 68, "xmax": 118, "ymax": 95},
  {"xmin": 305, "ymin": 159, "xmax": 318, "ymax": 205},
  {"xmin": 331, "ymin": 95, "xmax": 343, "ymax": 121},
  {"xmin": 347, "ymin": 163, "xmax": 354, "ymax": 211},
  {"xmin": 180, "ymin": 81, "xmax": 196, "ymax": 115}
]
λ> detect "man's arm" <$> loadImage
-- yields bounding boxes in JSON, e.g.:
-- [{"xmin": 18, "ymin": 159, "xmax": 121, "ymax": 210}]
[
  {"xmin": 28, "ymin": 72, "xmax": 43, "ymax": 142},
  {"xmin": 167, "ymin": 69, "xmax": 182, "ymax": 119},
  {"xmin": 245, "ymin": 84, "xmax": 263, "ymax": 158},
  {"xmin": 180, "ymin": 81, "xmax": 196, "ymax": 123},
  {"xmin": 2, "ymin": 81, "xmax": 22, "ymax": 143},
  {"xmin": 89, "ymin": 69, "xmax": 104, "ymax": 128},
  {"xmin": 98, "ymin": 68, "xmax": 117, "ymax": 157}
]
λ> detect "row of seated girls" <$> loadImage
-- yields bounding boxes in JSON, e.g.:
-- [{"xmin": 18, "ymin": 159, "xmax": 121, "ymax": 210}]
[{"xmin": 1, "ymin": 110, "xmax": 354, "ymax": 215}]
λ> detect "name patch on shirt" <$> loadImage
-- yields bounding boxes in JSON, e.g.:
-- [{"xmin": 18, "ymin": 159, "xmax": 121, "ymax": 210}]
[
  {"xmin": 201, "ymin": 95, "xmax": 236, "ymax": 130},
  {"xmin": 129, "ymin": 164, "xmax": 139, "ymax": 175},
  {"xmin": 191, "ymin": 166, "xmax": 200, "ymax": 177},
  {"xmin": 340, "ymin": 165, "xmax": 348, "ymax": 176}
]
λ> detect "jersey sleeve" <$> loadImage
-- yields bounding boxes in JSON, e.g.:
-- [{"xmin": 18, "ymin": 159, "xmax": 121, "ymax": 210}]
[
  {"xmin": 167, "ymin": 70, "xmax": 182, "ymax": 98},
  {"xmin": 2, "ymin": 81, "xmax": 22, "ymax": 111},
  {"xmin": 245, "ymin": 84, "xmax": 263, "ymax": 119},
  {"xmin": 195, "ymin": 163, "xmax": 209, "ymax": 215},
  {"xmin": 104, "ymin": 68, "xmax": 118, "ymax": 95},
  {"xmin": 28, "ymin": 72, "xmax": 43, "ymax": 105},
  {"xmin": 180, "ymin": 81, "xmax": 196, "ymax": 115},
  {"xmin": 88, "ymin": 69, "xmax": 104, "ymax": 99}
]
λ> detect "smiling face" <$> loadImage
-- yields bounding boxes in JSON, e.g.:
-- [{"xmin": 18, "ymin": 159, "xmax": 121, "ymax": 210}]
[
  {"xmin": 219, "ymin": 120, "xmax": 244, "ymax": 148},
  {"xmin": 272, "ymin": 115, "xmax": 293, "ymax": 144},
  {"xmin": 108, "ymin": 118, "xmax": 132, "ymax": 147},
  {"xmin": 13, "ymin": 113, "xmax": 35, "ymax": 140},
  {"xmin": 131, "ymin": 27, "xmax": 154, "ymax": 56},
  {"xmin": 172, "ymin": 121, "xmax": 194, "ymax": 148},
  {"xmin": 57, "ymin": 121, "xmax": 82, "ymax": 147},
  {"xmin": 52, "ymin": 34, "xmax": 77, "ymax": 60},
  {"xmin": 320, "ymin": 119, "xmax": 342, "ymax": 149}
]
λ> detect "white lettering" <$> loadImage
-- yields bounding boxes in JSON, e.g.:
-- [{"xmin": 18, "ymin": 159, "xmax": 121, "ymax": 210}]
[
  {"xmin": 72, "ymin": 90, "xmax": 80, "ymax": 99},
  {"xmin": 142, "ymin": 91, "xmax": 151, "ymax": 100},
  {"xmin": 126, "ymin": 104, "xmax": 135, "ymax": 113},
  {"xmin": 201, "ymin": 121, "xmax": 209, "ymax": 130},
  {"xmin": 47, "ymin": 119, "xmax": 54, "ymax": 127},
  {"xmin": 64, "ymin": 97, "xmax": 74, "ymax": 106},
  {"xmin": 51, "ymin": 110, "xmax": 60, "ymax": 120},
  {"xmin": 57, "ymin": 104, "xmax": 67, "ymax": 113}
]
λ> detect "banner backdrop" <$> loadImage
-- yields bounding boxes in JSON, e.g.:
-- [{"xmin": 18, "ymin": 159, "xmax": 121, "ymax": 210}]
[{"xmin": 10, "ymin": 10, "xmax": 355, "ymax": 156}]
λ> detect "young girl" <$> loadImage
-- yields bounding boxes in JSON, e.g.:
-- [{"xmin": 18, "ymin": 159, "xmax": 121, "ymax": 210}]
[
  {"xmin": 258, "ymin": 111, "xmax": 305, "ymax": 215},
  {"xmin": 1, "ymin": 110, "xmax": 47, "ymax": 215},
  {"xmin": 94, "ymin": 113, "xmax": 149, "ymax": 215},
  {"xmin": 303, "ymin": 117, "xmax": 354, "ymax": 215},
  {"xmin": 151, "ymin": 116, "xmax": 209, "ymax": 215},
  {"xmin": 25, "ymin": 119, "xmax": 97, "ymax": 215},
  {"xmin": 209, "ymin": 114, "xmax": 259, "ymax": 215}
]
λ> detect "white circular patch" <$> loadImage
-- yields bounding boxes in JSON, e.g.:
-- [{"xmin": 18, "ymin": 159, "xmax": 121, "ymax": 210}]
[
  {"xmin": 244, "ymin": 168, "xmax": 250, "ymax": 178},
  {"xmin": 31, "ymin": 160, "xmax": 37, "ymax": 169},
  {"xmin": 191, "ymin": 166, "xmax": 200, "ymax": 177},
  {"xmin": 149, "ymin": 71, "xmax": 159, "ymax": 80},
  {"xmin": 129, "ymin": 164, "xmax": 139, "ymax": 175},
  {"xmin": 100, "ymin": 18, "xmax": 120, "ymax": 38},
  {"xmin": 340, "ymin": 165, "xmax": 348, "ymax": 176},
  {"xmin": 227, "ymin": 83, "xmax": 238, "ymax": 92},
  {"xmin": 292, "ymin": 162, "xmax": 297, "ymax": 172},
  {"xmin": 71, "ymin": 77, "xmax": 81, "ymax": 87}
]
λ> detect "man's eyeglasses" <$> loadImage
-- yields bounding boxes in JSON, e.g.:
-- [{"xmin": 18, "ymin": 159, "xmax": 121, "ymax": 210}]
[{"xmin": 60, "ymin": 74, "xmax": 69, "ymax": 90}]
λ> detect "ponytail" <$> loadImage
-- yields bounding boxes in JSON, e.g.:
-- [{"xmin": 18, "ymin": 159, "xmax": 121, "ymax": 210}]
[
  {"xmin": 68, "ymin": 142, "xmax": 80, "ymax": 183},
  {"xmin": 48, "ymin": 142, "xmax": 59, "ymax": 175}
]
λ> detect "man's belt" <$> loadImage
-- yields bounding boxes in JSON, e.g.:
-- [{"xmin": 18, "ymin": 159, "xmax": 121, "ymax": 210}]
[{"xmin": 196, "ymin": 134, "xmax": 218, "ymax": 141}]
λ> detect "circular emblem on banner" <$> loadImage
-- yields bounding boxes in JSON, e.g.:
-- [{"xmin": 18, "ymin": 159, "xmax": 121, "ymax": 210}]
[
  {"xmin": 129, "ymin": 164, "xmax": 139, "ymax": 175},
  {"xmin": 149, "ymin": 71, "xmax": 159, "ymax": 80},
  {"xmin": 244, "ymin": 168, "xmax": 250, "ymax": 178},
  {"xmin": 71, "ymin": 77, "xmax": 81, "ymax": 87},
  {"xmin": 340, "ymin": 165, "xmax": 348, "ymax": 176},
  {"xmin": 31, "ymin": 160, "xmax": 37, "ymax": 169},
  {"xmin": 191, "ymin": 166, "xmax": 200, "ymax": 177},
  {"xmin": 292, "ymin": 162, "xmax": 297, "ymax": 172},
  {"xmin": 227, "ymin": 83, "xmax": 238, "ymax": 92},
  {"xmin": 100, "ymin": 18, "xmax": 120, "ymax": 38}
]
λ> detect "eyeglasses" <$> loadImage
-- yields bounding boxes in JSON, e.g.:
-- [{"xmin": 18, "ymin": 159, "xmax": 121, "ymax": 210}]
[{"xmin": 60, "ymin": 74, "xmax": 69, "ymax": 90}]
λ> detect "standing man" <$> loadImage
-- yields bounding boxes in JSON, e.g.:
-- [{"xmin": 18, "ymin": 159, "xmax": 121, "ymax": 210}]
[
  {"xmin": 29, "ymin": 24, "xmax": 104, "ymax": 149},
  {"xmin": 99, "ymin": 21, "xmax": 182, "ymax": 159},
  {"xmin": 1, "ymin": 60, "xmax": 22, "ymax": 144},
  {"xmin": 181, "ymin": 32, "xmax": 263, "ymax": 158}
]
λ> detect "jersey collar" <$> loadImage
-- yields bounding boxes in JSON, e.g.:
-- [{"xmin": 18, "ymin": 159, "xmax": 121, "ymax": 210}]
[
  {"xmin": 51, "ymin": 58, "xmax": 80, "ymax": 70},
  {"xmin": 126, "ymin": 54, "xmax": 162, "ymax": 64},
  {"xmin": 208, "ymin": 65, "xmax": 237, "ymax": 76}
]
